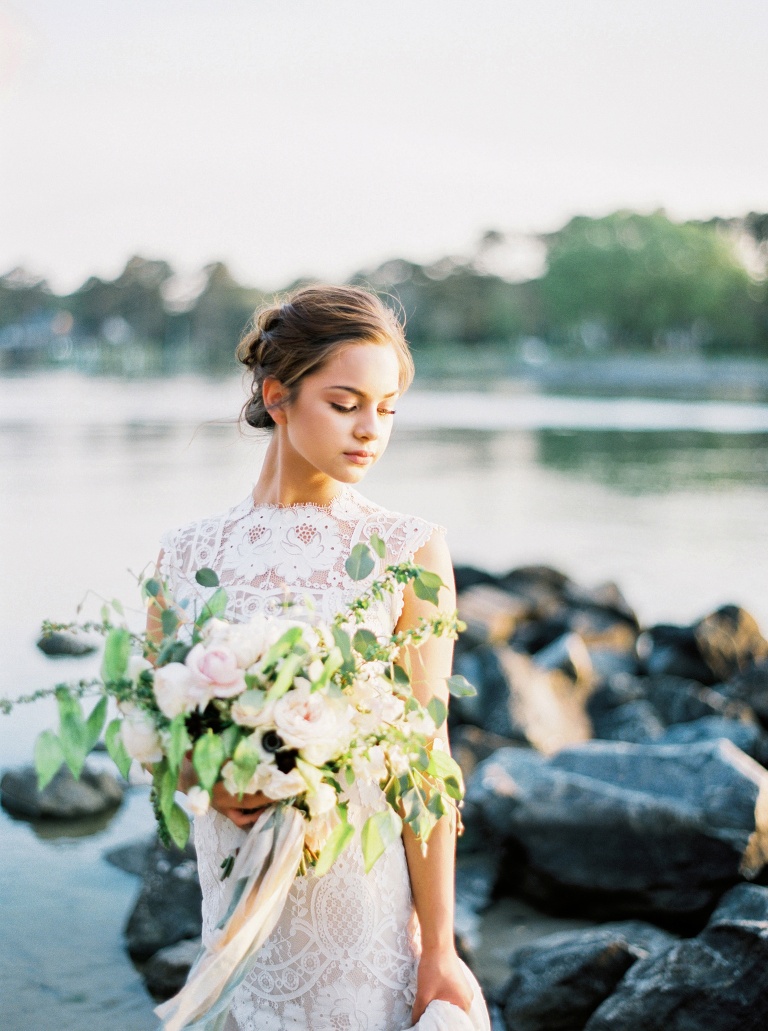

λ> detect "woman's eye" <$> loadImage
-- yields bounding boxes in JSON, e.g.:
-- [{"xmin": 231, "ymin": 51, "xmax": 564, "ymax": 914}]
[
  {"xmin": 331, "ymin": 403, "xmax": 356, "ymax": 413},
  {"xmin": 379, "ymin": 409, "xmax": 396, "ymax": 417}
]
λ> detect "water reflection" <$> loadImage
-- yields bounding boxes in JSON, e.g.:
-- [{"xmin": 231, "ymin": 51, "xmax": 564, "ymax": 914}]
[{"xmin": 536, "ymin": 429, "xmax": 768, "ymax": 492}]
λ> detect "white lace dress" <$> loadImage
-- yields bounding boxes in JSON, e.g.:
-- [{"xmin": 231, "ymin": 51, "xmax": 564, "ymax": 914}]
[{"xmin": 159, "ymin": 485, "xmax": 443, "ymax": 1031}]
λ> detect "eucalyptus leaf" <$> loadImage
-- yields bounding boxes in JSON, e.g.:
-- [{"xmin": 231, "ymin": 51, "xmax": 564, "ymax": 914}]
[
  {"xmin": 332, "ymin": 626, "xmax": 352, "ymax": 662},
  {"xmin": 413, "ymin": 575, "xmax": 440, "ymax": 606},
  {"xmin": 161, "ymin": 608, "xmax": 180, "ymax": 637},
  {"xmin": 360, "ymin": 808, "xmax": 402, "ymax": 874},
  {"xmin": 265, "ymin": 652, "xmax": 305, "ymax": 703},
  {"xmin": 314, "ymin": 807, "xmax": 355, "ymax": 877},
  {"xmin": 56, "ymin": 689, "xmax": 88, "ymax": 778},
  {"xmin": 111, "ymin": 598, "xmax": 125, "ymax": 617},
  {"xmin": 446, "ymin": 674, "xmax": 477, "ymax": 698},
  {"xmin": 166, "ymin": 802, "xmax": 191, "ymax": 849},
  {"xmin": 262, "ymin": 626, "xmax": 305, "ymax": 669},
  {"xmin": 369, "ymin": 533, "xmax": 386, "ymax": 559},
  {"xmin": 84, "ymin": 697, "xmax": 108, "ymax": 753},
  {"xmin": 144, "ymin": 578, "xmax": 161, "ymax": 598},
  {"xmin": 311, "ymin": 648, "xmax": 343, "ymax": 691},
  {"xmin": 34, "ymin": 730, "xmax": 64, "ymax": 790},
  {"xmin": 168, "ymin": 715, "xmax": 192, "ymax": 772},
  {"xmin": 345, "ymin": 543, "xmax": 375, "ymax": 581},
  {"xmin": 427, "ymin": 749, "xmax": 465, "ymax": 801},
  {"xmin": 232, "ymin": 734, "xmax": 262, "ymax": 783},
  {"xmin": 102, "ymin": 627, "xmax": 131, "ymax": 684},
  {"xmin": 426, "ymin": 696, "xmax": 448, "ymax": 729},
  {"xmin": 195, "ymin": 567, "xmax": 220, "ymax": 588},
  {"xmin": 153, "ymin": 759, "xmax": 178, "ymax": 820},
  {"xmin": 352, "ymin": 629, "xmax": 378, "ymax": 659},
  {"xmin": 193, "ymin": 732, "xmax": 226, "ymax": 792},
  {"xmin": 196, "ymin": 586, "xmax": 228, "ymax": 627},
  {"xmin": 105, "ymin": 718, "xmax": 132, "ymax": 779}
]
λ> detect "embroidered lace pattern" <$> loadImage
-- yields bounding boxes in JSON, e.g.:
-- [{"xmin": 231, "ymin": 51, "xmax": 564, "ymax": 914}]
[{"xmin": 159, "ymin": 486, "xmax": 443, "ymax": 1031}]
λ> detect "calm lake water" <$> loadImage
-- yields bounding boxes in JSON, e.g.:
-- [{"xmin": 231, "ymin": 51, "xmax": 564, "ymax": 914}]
[{"xmin": 1, "ymin": 370, "xmax": 767, "ymax": 1028}]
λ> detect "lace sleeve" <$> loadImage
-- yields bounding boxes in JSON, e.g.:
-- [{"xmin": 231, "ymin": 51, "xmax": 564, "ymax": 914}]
[{"xmin": 385, "ymin": 516, "xmax": 448, "ymax": 629}]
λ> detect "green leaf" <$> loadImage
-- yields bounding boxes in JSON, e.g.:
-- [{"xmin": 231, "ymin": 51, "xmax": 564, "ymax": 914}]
[
  {"xmin": 193, "ymin": 732, "xmax": 226, "ymax": 792},
  {"xmin": 160, "ymin": 607, "xmax": 180, "ymax": 638},
  {"xmin": 56, "ymin": 689, "xmax": 88, "ymax": 778},
  {"xmin": 369, "ymin": 533, "xmax": 386, "ymax": 559},
  {"xmin": 310, "ymin": 648, "xmax": 343, "ymax": 691},
  {"xmin": 427, "ymin": 749, "xmax": 465, "ymax": 800},
  {"xmin": 426, "ymin": 696, "xmax": 448, "ymax": 729},
  {"xmin": 195, "ymin": 586, "xmax": 228, "ymax": 627},
  {"xmin": 34, "ymin": 730, "xmax": 64, "ymax": 790},
  {"xmin": 352, "ymin": 628, "xmax": 379, "ymax": 659},
  {"xmin": 265, "ymin": 652, "xmax": 305, "ymax": 703},
  {"xmin": 332, "ymin": 626, "xmax": 352, "ymax": 662},
  {"xmin": 391, "ymin": 664, "xmax": 411, "ymax": 688},
  {"xmin": 220, "ymin": 723, "xmax": 242, "ymax": 758},
  {"xmin": 231, "ymin": 734, "xmax": 262, "ymax": 791},
  {"xmin": 167, "ymin": 715, "xmax": 192, "ymax": 772},
  {"xmin": 427, "ymin": 792, "xmax": 449, "ymax": 819},
  {"xmin": 111, "ymin": 598, "xmax": 125, "ymax": 617},
  {"xmin": 345, "ymin": 543, "xmax": 375, "ymax": 582},
  {"xmin": 153, "ymin": 759, "xmax": 178, "ymax": 820},
  {"xmin": 360, "ymin": 808, "xmax": 403, "ymax": 873},
  {"xmin": 314, "ymin": 806, "xmax": 355, "ymax": 877},
  {"xmin": 446, "ymin": 674, "xmax": 477, "ymax": 698},
  {"xmin": 84, "ymin": 697, "xmax": 108, "ymax": 753},
  {"xmin": 261, "ymin": 626, "xmax": 305, "ymax": 669},
  {"xmin": 166, "ymin": 802, "xmax": 191, "ymax": 849},
  {"xmin": 144, "ymin": 578, "xmax": 161, "ymax": 598},
  {"xmin": 413, "ymin": 573, "xmax": 441, "ymax": 606},
  {"xmin": 195, "ymin": 567, "xmax": 220, "ymax": 588},
  {"xmin": 105, "ymin": 718, "xmax": 132, "ymax": 779},
  {"xmin": 102, "ymin": 627, "xmax": 131, "ymax": 684}
]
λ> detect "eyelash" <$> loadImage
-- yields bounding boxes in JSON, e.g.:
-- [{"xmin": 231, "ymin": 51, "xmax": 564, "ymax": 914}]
[{"xmin": 330, "ymin": 403, "xmax": 396, "ymax": 416}]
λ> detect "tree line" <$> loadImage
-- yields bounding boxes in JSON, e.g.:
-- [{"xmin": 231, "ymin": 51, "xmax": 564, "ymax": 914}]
[{"xmin": 2, "ymin": 209, "xmax": 767, "ymax": 374}]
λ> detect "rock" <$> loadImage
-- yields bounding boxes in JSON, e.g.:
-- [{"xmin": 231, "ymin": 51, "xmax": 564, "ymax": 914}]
[
  {"xmin": 562, "ymin": 580, "xmax": 639, "ymax": 628},
  {"xmin": 465, "ymin": 740, "xmax": 768, "ymax": 925},
  {"xmin": 497, "ymin": 647, "xmax": 593, "ymax": 754},
  {"xmin": 532, "ymin": 632, "xmax": 594, "ymax": 688},
  {"xmin": 585, "ymin": 885, "xmax": 768, "ymax": 1030},
  {"xmin": 36, "ymin": 629, "xmax": 98, "ymax": 656},
  {"xmin": 104, "ymin": 836, "xmax": 154, "ymax": 876},
  {"xmin": 454, "ymin": 565, "xmax": 501, "ymax": 594},
  {"xmin": 500, "ymin": 921, "xmax": 675, "ymax": 1031},
  {"xmin": 509, "ymin": 615, "xmax": 571, "ymax": 656},
  {"xmin": 452, "ymin": 647, "xmax": 519, "ymax": 738},
  {"xmin": 659, "ymin": 717, "xmax": 768, "ymax": 769},
  {"xmin": 125, "ymin": 835, "xmax": 202, "ymax": 959},
  {"xmin": 0, "ymin": 763, "xmax": 123, "ymax": 819},
  {"xmin": 496, "ymin": 566, "xmax": 572, "ymax": 618},
  {"xmin": 694, "ymin": 605, "xmax": 768, "ymax": 682},
  {"xmin": 589, "ymin": 697, "xmax": 666, "ymax": 744},
  {"xmin": 643, "ymin": 674, "xmax": 755, "ymax": 726},
  {"xmin": 458, "ymin": 584, "xmax": 532, "ymax": 645},
  {"xmin": 637, "ymin": 624, "xmax": 715, "ymax": 684},
  {"xmin": 143, "ymin": 937, "xmax": 201, "ymax": 999},
  {"xmin": 450, "ymin": 724, "xmax": 518, "ymax": 781},
  {"xmin": 720, "ymin": 662, "xmax": 768, "ymax": 726},
  {"xmin": 585, "ymin": 648, "xmax": 639, "ymax": 681}
]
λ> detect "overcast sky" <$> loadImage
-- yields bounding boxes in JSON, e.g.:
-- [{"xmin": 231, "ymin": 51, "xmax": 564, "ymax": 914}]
[{"xmin": 1, "ymin": 0, "xmax": 767, "ymax": 292}]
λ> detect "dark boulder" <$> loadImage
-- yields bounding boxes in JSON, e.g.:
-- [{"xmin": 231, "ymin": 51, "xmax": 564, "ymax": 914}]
[
  {"xmin": 465, "ymin": 740, "xmax": 768, "ymax": 925},
  {"xmin": 660, "ymin": 717, "xmax": 768, "ymax": 769},
  {"xmin": 500, "ymin": 921, "xmax": 675, "ymax": 1031},
  {"xmin": 585, "ymin": 885, "xmax": 768, "ymax": 1030},
  {"xmin": 720, "ymin": 662, "xmax": 768, "ymax": 726},
  {"xmin": 450, "ymin": 724, "xmax": 518, "ymax": 781},
  {"xmin": 496, "ymin": 566, "xmax": 572, "ymax": 619},
  {"xmin": 143, "ymin": 937, "xmax": 200, "ymax": 999},
  {"xmin": 636, "ymin": 624, "xmax": 715, "ymax": 684},
  {"xmin": 125, "ymin": 835, "xmax": 202, "ymax": 959},
  {"xmin": 694, "ymin": 605, "xmax": 768, "ymax": 682},
  {"xmin": 0, "ymin": 763, "xmax": 123, "ymax": 820},
  {"xmin": 104, "ymin": 836, "xmax": 154, "ymax": 876}
]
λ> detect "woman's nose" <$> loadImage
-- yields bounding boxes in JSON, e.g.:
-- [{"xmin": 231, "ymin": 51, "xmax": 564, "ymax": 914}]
[{"xmin": 354, "ymin": 406, "xmax": 379, "ymax": 441}]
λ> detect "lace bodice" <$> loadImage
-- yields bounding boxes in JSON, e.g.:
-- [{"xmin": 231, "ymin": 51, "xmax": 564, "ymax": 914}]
[
  {"xmin": 158, "ymin": 486, "xmax": 443, "ymax": 1031},
  {"xmin": 159, "ymin": 485, "xmax": 441, "ymax": 636}
]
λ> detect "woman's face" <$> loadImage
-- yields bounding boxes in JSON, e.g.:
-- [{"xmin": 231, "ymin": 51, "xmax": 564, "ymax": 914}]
[{"xmin": 275, "ymin": 340, "xmax": 402, "ymax": 485}]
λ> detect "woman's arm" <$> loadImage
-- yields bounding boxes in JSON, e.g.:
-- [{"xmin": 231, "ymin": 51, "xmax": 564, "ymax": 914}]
[{"xmin": 396, "ymin": 531, "xmax": 473, "ymax": 1022}]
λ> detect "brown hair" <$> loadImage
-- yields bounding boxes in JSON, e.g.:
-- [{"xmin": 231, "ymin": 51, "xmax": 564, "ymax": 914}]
[{"xmin": 236, "ymin": 284, "xmax": 413, "ymax": 429}]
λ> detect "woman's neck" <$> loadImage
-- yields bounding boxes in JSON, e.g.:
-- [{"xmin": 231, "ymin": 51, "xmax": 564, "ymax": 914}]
[{"xmin": 252, "ymin": 433, "xmax": 344, "ymax": 509}]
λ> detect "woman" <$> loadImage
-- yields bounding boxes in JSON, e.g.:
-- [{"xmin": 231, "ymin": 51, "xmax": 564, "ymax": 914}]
[{"xmin": 157, "ymin": 284, "xmax": 486, "ymax": 1030}]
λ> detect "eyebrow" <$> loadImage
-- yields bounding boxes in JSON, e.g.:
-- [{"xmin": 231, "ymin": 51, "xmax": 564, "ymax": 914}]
[{"xmin": 326, "ymin": 385, "xmax": 400, "ymax": 399}]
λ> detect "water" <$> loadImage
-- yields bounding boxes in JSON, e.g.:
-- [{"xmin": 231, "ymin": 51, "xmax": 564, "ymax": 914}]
[{"xmin": 1, "ymin": 371, "xmax": 767, "ymax": 1027}]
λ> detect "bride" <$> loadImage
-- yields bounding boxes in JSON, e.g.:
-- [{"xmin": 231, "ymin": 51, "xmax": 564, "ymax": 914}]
[{"xmin": 157, "ymin": 284, "xmax": 489, "ymax": 1030}]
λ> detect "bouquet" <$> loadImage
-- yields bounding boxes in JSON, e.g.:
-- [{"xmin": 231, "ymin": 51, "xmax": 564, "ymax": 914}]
[{"xmin": 5, "ymin": 535, "xmax": 475, "ymax": 1030}]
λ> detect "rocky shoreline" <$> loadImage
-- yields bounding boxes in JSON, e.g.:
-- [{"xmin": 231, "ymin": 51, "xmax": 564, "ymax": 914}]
[{"xmin": 3, "ymin": 563, "xmax": 768, "ymax": 1029}]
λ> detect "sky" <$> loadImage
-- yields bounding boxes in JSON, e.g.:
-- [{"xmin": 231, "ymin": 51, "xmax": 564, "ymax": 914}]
[{"xmin": 1, "ymin": 0, "xmax": 767, "ymax": 292}]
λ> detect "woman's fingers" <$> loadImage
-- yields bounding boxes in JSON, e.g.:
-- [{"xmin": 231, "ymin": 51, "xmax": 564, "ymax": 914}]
[{"xmin": 209, "ymin": 782, "xmax": 273, "ymax": 826}]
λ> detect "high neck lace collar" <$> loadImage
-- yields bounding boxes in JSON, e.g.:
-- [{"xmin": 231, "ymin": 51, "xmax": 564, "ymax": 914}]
[{"xmin": 247, "ymin": 484, "xmax": 355, "ymax": 514}]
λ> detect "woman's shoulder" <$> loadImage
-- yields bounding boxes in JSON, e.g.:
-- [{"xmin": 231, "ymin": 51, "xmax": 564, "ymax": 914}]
[{"xmin": 346, "ymin": 488, "xmax": 447, "ymax": 565}]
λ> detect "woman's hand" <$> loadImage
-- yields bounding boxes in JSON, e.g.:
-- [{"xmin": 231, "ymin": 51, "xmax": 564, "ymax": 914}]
[
  {"xmin": 412, "ymin": 946, "xmax": 472, "ymax": 1023},
  {"xmin": 209, "ymin": 781, "xmax": 273, "ymax": 829}
]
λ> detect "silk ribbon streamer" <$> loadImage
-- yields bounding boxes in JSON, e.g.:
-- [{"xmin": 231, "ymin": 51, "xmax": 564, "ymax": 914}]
[{"xmin": 155, "ymin": 804, "xmax": 306, "ymax": 1031}]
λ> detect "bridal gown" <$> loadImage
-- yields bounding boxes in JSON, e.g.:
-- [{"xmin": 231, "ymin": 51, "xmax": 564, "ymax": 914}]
[{"xmin": 159, "ymin": 485, "xmax": 487, "ymax": 1031}]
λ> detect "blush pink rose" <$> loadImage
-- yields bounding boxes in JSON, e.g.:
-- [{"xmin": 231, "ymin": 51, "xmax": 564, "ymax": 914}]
[{"xmin": 184, "ymin": 643, "xmax": 246, "ymax": 699}]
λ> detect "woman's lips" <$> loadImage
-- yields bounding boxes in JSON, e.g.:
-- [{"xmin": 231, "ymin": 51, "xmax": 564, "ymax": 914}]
[{"xmin": 344, "ymin": 451, "xmax": 374, "ymax": 465}]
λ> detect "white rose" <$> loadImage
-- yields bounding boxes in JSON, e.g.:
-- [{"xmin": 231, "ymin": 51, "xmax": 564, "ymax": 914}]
[
  {"xmin": 231, "ymin": 690, "xmax": 276, "ymax": 729},
  {"xmin": 273, "ymin": 682, "xmax": 349, "ymax": 761},
  {"xmin": 153, "ymin": 662, "xmax": 209, "ymax": 718},
  {"xmin": 351, "ymin": 744, "xmax": 388, "ymax": 786},
  {"xmin": 306, "ymin": 781, "xmax": 337, "ymax": 819},
  {"xmin": 120, "ymin": 704, "xmax": 164, "ymax": 764},
  {"xmin": 254, "ymin": 764, "xmax": 307, "ymax": 801},
  {"xmin": 228, "ymin": 616, "xmax": 285, "ymax": 668},
  {"xmin": 186, "ymin": 786, "xmax": 210, "ymax": 816}
]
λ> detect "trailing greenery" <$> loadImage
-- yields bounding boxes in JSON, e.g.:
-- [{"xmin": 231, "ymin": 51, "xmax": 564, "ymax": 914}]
[{"xmin": 2, "ymin": 209, "xmax": 767, "ymax": 373}]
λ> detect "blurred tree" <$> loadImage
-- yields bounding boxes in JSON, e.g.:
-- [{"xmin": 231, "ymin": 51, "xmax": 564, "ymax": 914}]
[
  {"xmin": 537, "ymin": 211, "xmax": 765, "ymax": 355},
  {"xmin": 186, "ymin": 262, "xmax": 264, "ymax": 372},
  {"xmin": 66, "ymin": 256, "xmax": 173, "ymax": 342},
  {"xmin": 0, "ymin": 268, "xmax": 55, "ymax": 327}
]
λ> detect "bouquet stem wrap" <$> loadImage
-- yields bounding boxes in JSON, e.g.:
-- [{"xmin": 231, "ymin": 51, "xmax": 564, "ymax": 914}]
[{"xmin": 155, "ymin": 804, "xmax": 306, "ymax": 1031}]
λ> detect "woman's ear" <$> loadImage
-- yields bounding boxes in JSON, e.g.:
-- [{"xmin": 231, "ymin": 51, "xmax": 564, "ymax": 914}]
[{"xmin": 262, "ymin": 376, "xmax": 289, "ymax": 425}]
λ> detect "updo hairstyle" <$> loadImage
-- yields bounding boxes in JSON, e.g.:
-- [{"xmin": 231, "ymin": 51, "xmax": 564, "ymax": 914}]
[{"xmin": 236, "ymin": 284, "xmax": 414, "ymax": 429}]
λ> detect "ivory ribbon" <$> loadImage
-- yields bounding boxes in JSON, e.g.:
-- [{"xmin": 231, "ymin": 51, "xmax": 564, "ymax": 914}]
[{"xmin": 155, "ymin": 804, "xmax": 306, "ymax": 1031}]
